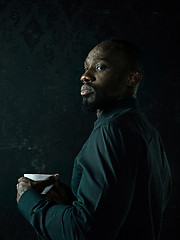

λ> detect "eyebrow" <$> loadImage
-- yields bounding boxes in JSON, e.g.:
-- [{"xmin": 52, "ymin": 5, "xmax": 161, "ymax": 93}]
[{"xmin": 84, "ymin": 58, "xmax": 110, "ymax": 64}]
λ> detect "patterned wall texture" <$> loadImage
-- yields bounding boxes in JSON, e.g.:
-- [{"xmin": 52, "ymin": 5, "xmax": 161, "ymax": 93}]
[{"xmin": 0, "ymin": 0, "xmax": 179, "ymax": 239}]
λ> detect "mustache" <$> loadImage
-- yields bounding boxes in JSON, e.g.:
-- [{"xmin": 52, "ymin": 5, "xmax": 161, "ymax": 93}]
[{"xmin": 81, "ymin": 83, "xmax": 96, "ymax": 91}]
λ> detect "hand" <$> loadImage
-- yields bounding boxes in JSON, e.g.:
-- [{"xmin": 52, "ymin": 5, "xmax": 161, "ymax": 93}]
[
  {"xmin": 16, "ymin": 177, "xmax": 31, "ymax": 203},
  {"xmin": 45, "ymin": 181, "xmax": 77, "ymax": 205},
  {"xmin": 16, "ymin": 174, "xmax": 59, "ymax": 203}
]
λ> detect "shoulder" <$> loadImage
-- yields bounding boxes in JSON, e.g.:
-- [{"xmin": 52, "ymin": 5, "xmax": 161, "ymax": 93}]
[
  {"xmin": 94, "ymin": 109, "xmax": 159, "ymax": 147},
  {"xmin": 95, "ymin": 109, "xmax": 143, "ymax": 134},
  {"xmin": 90, "ymin": 111, "xmax": 140, "ymax": 148}
]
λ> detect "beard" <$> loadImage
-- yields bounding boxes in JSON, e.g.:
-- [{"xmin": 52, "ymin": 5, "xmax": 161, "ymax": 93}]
[
  {"xmin": 81, "ymin": 83, "xmax": 98, "ymax": 113},
  {"xmin": 81, "ymin": 83, "xmax": 112, "ymax": 113},
  {"xmin": 82, "ymin": 96, "xmax": 99, "ymax": 113},
  {"xmin": 81, "ymin": 85, "xmax": 103, "ymax": 113}
]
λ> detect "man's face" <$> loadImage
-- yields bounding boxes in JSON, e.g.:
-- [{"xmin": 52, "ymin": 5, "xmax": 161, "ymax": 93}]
[{"xmin": 80, "ymin": 42, "xmax": 130, "ymax": 112}]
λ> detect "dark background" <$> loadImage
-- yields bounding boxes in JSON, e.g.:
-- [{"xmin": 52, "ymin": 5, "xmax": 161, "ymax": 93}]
[{"xmin": 0, "ymin": 0, "xmax": 179, "ymax": 239}]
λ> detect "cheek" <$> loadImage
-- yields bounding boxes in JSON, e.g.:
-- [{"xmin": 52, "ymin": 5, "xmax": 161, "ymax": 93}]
[
  {"xmin": 106, "ymin": 80, "xmax": 127, "ymax": 98},
  {"xmin": 94, "ymin": 73, "xmax": 123, "ymax": 98},
  {"xmin": 98, "ymin": 85, "xmax": 112, "ymax": 100}
]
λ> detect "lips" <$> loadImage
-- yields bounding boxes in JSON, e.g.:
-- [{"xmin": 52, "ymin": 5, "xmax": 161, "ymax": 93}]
[
  {"xmin": 81, "ymin": 85, "xmax": 94, "ymax": 96},
  {"xmin": 81, "ymin": 89, "xmax": 94, "ymax": 96}
]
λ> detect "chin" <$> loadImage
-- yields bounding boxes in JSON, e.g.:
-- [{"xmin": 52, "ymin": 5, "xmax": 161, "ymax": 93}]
[{"xmin": 81, "ymin": 97, "xmax": 100, "ymax": 113}]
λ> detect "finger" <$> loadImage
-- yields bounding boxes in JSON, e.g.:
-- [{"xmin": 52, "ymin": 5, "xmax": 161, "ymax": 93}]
[
  {"xmin": 18, "ymin": 177, "xmax": 31, "ymax": 183},
  {"xmin": 16, "ymin": 192, "xmax": 20, "ymax": 203},
  {"xmin": 19, "ymin": 181, "xmax": 30, "ymax": 187},
  {"xmin": 54, "ymin": 173, "xmax": 60, "ymax": 181}
]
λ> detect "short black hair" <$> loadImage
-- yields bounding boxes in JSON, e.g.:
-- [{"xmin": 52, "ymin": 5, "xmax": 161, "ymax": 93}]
[{"xmin": 100, "ymin": 39, "xmax": 145, "ymax": 76}]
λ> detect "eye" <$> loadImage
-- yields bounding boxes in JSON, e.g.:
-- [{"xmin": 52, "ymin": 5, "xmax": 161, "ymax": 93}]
[{"xmin": 96, "ymin": 64, "xmax": 107, "ymax": 71}]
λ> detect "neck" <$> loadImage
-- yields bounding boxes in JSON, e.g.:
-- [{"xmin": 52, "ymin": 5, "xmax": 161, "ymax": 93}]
[
  {"xmin": 96, "ymin": 95, "xmax": 136, "ymax": 118},
  {"xmin": 96, "ymin": 109, "xmax": 103, "ymax": 118}
]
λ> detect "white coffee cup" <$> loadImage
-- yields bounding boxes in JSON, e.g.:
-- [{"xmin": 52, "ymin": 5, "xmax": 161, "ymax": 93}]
[{"xmin": 24, "ymin": 174, "xmax": 54, "ymax": 194}]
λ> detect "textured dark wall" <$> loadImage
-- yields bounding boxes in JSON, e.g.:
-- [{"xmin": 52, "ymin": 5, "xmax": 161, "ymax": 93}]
[{"xmin": 0, "ymin": 0, "xmax": 179, "ymax": 239}]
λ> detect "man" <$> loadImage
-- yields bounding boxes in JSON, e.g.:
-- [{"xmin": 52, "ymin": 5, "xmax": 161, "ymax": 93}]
[{"xmin": 17, "ymin": 39, "xmax": 172, "ymax": 240}]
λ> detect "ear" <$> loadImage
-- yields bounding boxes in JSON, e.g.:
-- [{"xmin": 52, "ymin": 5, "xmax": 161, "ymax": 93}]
[{"xmin": 127, "ymin": 71, "xmax": 142, "ymax": 87}]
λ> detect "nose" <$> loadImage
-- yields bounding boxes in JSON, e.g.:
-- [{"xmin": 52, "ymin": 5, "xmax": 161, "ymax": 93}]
[{"xmin": 80, "ymin": 69, "xmax": 96, "ymax": 83}]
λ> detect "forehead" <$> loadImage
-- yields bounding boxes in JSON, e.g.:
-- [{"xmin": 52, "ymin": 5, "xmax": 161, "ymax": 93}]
[{"xmin": 85, "ymin": 43, "xmax": 124, "ymax": 63}]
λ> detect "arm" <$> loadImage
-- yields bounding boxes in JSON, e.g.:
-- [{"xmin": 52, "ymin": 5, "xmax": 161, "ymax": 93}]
[{"xmin": 18, "ymin": 124, "xmax": 139, "ymax": 240}]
